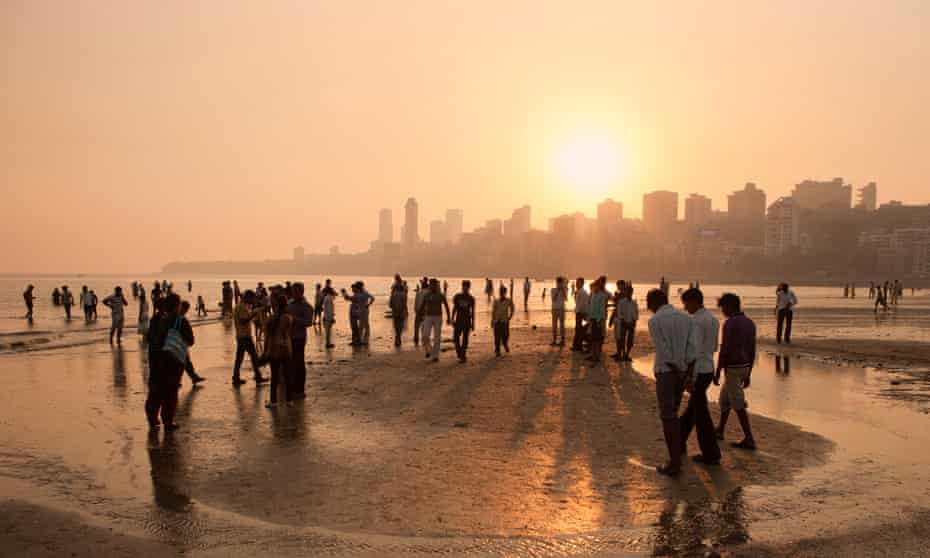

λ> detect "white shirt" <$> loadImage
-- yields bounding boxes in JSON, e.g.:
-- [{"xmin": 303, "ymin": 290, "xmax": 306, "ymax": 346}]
[
  {"xmin": 80, "ymin": 291, "xmax": 92, "ymax": 307},
  {"xmin": 322, "ymin": 293, "xmax": 335, "ymax": 321},
  {"xmin": 647, "ymin": 304, "xmax": 696, "ymax": 375},
  {"xmin": 574, "ymin": 289, "xmax": 590, "ymax": 315},
  {"xmin": 689, "ymin": 308, "xmax": 719, "ymax": 376},
  {"xmin": 775, "ymin": 290, "xmax": 798, "ymax": 311},
  {"xmin": 550, "ymin": 287, "xmax": 566, "ymax": 311},
  {"xmin": 616, "ymin": 298, "xmax": 639, "ymax": 324}
]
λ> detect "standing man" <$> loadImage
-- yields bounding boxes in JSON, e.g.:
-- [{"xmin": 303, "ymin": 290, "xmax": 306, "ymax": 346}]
[
  {"xmin": 550, "ymin": 277, "xmax": 567, "ymax": 346},
  {"xmin": 102, "ymin": 286, "xmax": 129, "ymax": 345},
  {"xmin": 80, "ymin": 285, "xmax": 93, "ymax": 322},
  {"xmin": 321, "ymin": 285, "xmax": 336, "ymax": 349},
  {"xmin": 286, "ymin": 282, "xmax": 314, "ymax": 399},
  {"xmin": 23, "ymin": 285, "xmax": 36, "ymax": 320},
  {"xmin": 613, "ymin": 285, "xmax": 639, "ymax": 362},
  {"xmin": 715, "ymin": 293, "xmax": 757, "ymax": 450},
  {"xmin": 678, "ymin": 288, "xmax": 721, "ymax": 465},
  {"xmin": 413, "ymin": 277, "xmax": 428, "ymax": 346},
  {"xmin": 523, "ymin": 277, "xmax": 532, "ymax": 311},
  {"xmin": 313, "ymin": 283, "xmax": 324, "ymax": 327},
  {"xmin": 232, "ymin": 290, "xmax": 269, "ymax": 386},
  {"xmin": 421, "ymin": 278, "xmax": 451, "ymax": 362},
  {"xmin": 646, "ymin": 288, "xmax": 695, "ymax": 476},
  {"xmin": 451, "ymin": 280, "xmax": 476, "ymax": 363},
  {"xmin": 586, "ymin": 277, "xmax": 608, "ymax": 364},
  {"xmin": 389, "ymin": 275, "xmax": 409, "ymax": 347},
  {"xmin": 222, "ymin": 281, "xmax": 234, "ymax": 317},
  {"xmin": 571, "ymin": 277, "xmax": 589, "ymax": 352},
  {"xmin": 491, "ymin": 285, "xmax": 515, "ymax": 356},
  {"xmin": 61, "ymin": 285, "xmax": 74, "ymax": 320},
  {"xmin": 774, "ymin": 282, "xmax": 797, "ymax": 344}
]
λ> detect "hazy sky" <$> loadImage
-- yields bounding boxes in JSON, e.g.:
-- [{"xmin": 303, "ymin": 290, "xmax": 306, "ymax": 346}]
[{"xmin": 3, "ymin": 1, "xmax": 929, "ymax": 273}]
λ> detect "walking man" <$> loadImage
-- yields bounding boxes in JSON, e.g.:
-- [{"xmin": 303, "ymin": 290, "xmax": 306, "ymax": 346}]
[
  {"xmin": 715, "ymin": 293, "xmax": 757, "ymax": 450},
  {"xmin": 550, "ymin": 277, "xmax": 567, "ymax": 346},
  {"xmin": 492, "ymin": 285, "xmax": 515, "ymax": 356},
  {"xmin": 61, "ymin": 286, "xmax": 74, "ymax": 320},
  {"xmin": 23, "ymin": 285, "xmax": 36, "ymax": 320},
  {"xmin": 389, "ymin": 275, "xmax": 409, "ymax": 347},
  {"xmin": 413, "ymin": 277, "xmax": 428, "ymax": 346},
  {"xmin": 80, "ymin": 285, "xmax": 93, "ymax": 322},
  {"xmin": 232, "ymin": 290, "xmax": 269, "ymax": 386},
  {"xmin": 103, "ymin": 286, "xmax": 129, "ymax": 345},
  {"xmin": 421, "ymin": 278, "xmax": 451, "ymax": 362},
  {"xmin": 647, "ymin": 288, "xmax": 695, "ymax": 476},
  {"xmin": 451, "ymin": 280, "xmax": 476, "ymax": 363},
  {"xmin": 523, "ymin": 277, "xmax": 532, "ymax": 311},
  {"xmin": 678, "ymin": 288, "xmax": 721, "ymax": 465}
]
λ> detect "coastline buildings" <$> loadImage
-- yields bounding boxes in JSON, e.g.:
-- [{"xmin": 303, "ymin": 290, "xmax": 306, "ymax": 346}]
[
  {"xmin": 643, "ymin": 190, "xmax": 679, "ymax": 229},
  {"xmin": 856, "ymin": 182, "xmax": 878, "ymax": 212},
  {"xmin": 728, "ymin": 182, "xmax": 766, "ymax": 246},
  {"xmin": 403, "ymin": 198, "xmax": 419, "ymax": 249},
  {"xmin": 765, "ymin": 197, "xmax": 801, "ymax": 256},
  {"xmin": 446, "ymin": 209, "xmax": 464, "ymax": 244},
  {"xmin": 792, "ymin": 178, "xmax": 852, "ymax": 210},
  {"xmin": 378, "ymin": 209, "xmax": 393, "ymax": 244},
  {"xmin": 430, "ymin": 219, "xmax": 449, "ymax": 246},
  {"xmin": 684, "ymin": 194, "xmax": 712, "ymax": 226}
]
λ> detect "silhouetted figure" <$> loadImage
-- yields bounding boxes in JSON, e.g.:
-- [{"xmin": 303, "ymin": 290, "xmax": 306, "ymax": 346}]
[
  {"xmin": 61, "ymin": 285, "xmax": 74, "ymax": 320},
  {"xmin": 145, "ymin": 294, "xmax": 193, "ymax": 430},
  {"xmin": 715, "ymin": 293, "xmax": 757, "ymax": 451},
  {"xmin": 492, "ymin": 285, "xmax": 515, "ymax": 356},
  {"xmin": 612, "ymin": 285, "xmax": 639, "ymax": 361},
  {"xmin": 586, "ymin": 277, "xmax": 608, "ymax": 364},
  {"xmin": 178, "ymin": 301, "xmax": 205, "ymax": 384},
  {"xmin": 23, "ymin": 285, "xmax": 35, "ymax": 320},
  {"xmin": 523, "ymin": 277, "xmax": 531, "ymax": 311},
  {"xmin": 774, "ymin": 283, "xmax": 797, "ymax": 344},
  {"xmin": 413, "ymin": 277, "xmax": 429, "ymax": 346},
  {"xmin": 442, "ymin": 280, "xmax": 448, "ymax": 297},
  {"xmin": 286, "ymin": 282, "xmax": 313, "ymax": 399},
  {"xmin": 679, "ymin": 287, "xmax": 721, "ymax": 465},
  {"xmin": 138, "ymin": 289, "xmax": 150, "ymax": 336},
  {"xmin": 571, "ymin": 277, "xmax": 589, "ymax": 352},
  {"xmin": 646, "ymin": 288, "xmax": 693, "ymax": 476},
  {"xmin": 196, "ymin": 295, "xmax": 207, "ymax": 317},
  {"xmin": 421, "ymin": 278, "xmax": 451, "ymax": 362},
  {"xmin": 232, "ymin": 290, "xmax": 269, "ymax": 386},
  {"xmin": 484, "ymin": 278, "xmax": 494, "ymax": 302},
  {"xmin": 221, "ymin": 281, "xmax": 233, "ymax": 317},
  {"xmin": 389, "ymin": 275, "xmax": 408, "ymax": 347},
  {"xmin": 89, "ymin": 290, "xmax": 98, "ymax": 320},
  {"xmin": 549, "ymin": 277, "xmax": 567, "ymax": 346},
  {"xmin": 52, "ymin": 287, "xmax": 61, "ymax": 306},
  {"xmin": 313, "ymin": 283, "xmax": 323, "ymax": 326},
  {"xmin": 187, "ymin": 280, "xmax": 192, "ymax": 293},
  {"xmin": 80, "ymin": 285, "xmax": 93, "ymax": 322},
  {"xmin": 263, "ymin": 293, "xmax": 294, "ymax": 408},
  {"xmin": 451, "ymin": 280, "xmax": 475, "ymax": 363},
  {"xmin": 103, "ymin": 287, "xmax": 129, "ymax": 345},
  {"xmin": 342, "ymin": 282, "xmax": 374, "ymax": 347},
  {"xmin": 321, "ymin": 284, "xmax": 336, "ymax": 349}
]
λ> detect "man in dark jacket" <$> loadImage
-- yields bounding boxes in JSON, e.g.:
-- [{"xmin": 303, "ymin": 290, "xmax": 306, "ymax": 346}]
[
  {"xmin": 145, "ymin": 294, "xmax": 194, "ymax": 430},
  {"xmin": 286, "ymin": 282, "xmax": 314, "ymax": 399}
]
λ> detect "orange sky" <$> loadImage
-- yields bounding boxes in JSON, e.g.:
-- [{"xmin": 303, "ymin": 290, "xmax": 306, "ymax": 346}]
[{"xmin": 2, "ymin": 1, "xmax": 929, "ymax": 273}]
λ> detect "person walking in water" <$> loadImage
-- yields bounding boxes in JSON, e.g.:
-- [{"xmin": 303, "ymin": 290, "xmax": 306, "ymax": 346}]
[
  {"xmin": 679, "ymin": 288, "xmax": 721, "ymax": 465},
  {"xmin": 715, "ymin": 293, "xmax": 757, "ymax": 450},
  {"xmin": 103, "ymin": 286, "xmax": 129, "ymax": 345},
  {"xmin": 586, "ymin": 277, "xmax": 608, "ymax": 364},
  {"xmin": 321, "ymin": 284, "xmax": 336, "ymax": 349},
  {"xmin": 232, "ymin": 290, "xmax": 269, "ymax": 386},
  {"xmin": 52, "ymin": 287, "xmax": 61, "ymax": 306},
  {"xmin": 80, "ymin": 285, "xmax": 93, "ymax": 322},
  {"xmin": 61, "ymin": 286, "xmax": 74, "ymax": 320},
  {"xmin": 421, "ymin": 278, "xmax": 451, "ymax": 362},
  {"xmin": 774, "ymin": 282, "xmax": 797, "ymax": 344},
  {"xmin": 23, "ymin": 285, "xmax": 36, "ymax": 320},
  {"xmin": 571, "ymin": 277, "xmax": 589, "ymax": 352},
  {"xmin": 550, "ymin": 277, "xmax": 567, "ymax": 346},
  {"xmin": 646, "ymin": 288, "xmax": 695, "ymax": 476},
  {"xmin": 138, "ymin": 288, "xmax": 150, "ymax": 336},
  {"xmin": 145, "ymin": 294, "xmax": 193, "ymax": 430},
  {"xmin": 451, "ymin": 280, "xmax": 476, "ymax": 363},
  {"xmin": 286, "ymin": 282, "xmax": 313, "ymax": 399},
  {"xmin": 389, "ymin": 275, "xmax": 409, "ymax": 347},
  {"xmin": 313, "ymin": 283, "xmax": 323, "ymax": 327},
  {"xmin": 523, "ymin": 277, "xmax": 532, "ymax": 311},
  {"xmin": 492, "ymin": 285, "xmax": 515, "ymax": 356}
]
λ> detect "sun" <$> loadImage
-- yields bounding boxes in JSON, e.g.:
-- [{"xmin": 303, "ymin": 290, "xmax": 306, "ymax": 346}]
[{"xmin": 552, "ymin": 132, "xmax": 624, "ymax": 196}]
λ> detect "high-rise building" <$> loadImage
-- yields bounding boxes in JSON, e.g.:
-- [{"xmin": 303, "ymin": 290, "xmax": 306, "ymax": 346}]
[
  {"xmin": 791, "ymin": 178, "xmax": 852, "ymax": 210},
  {"xmin": 504, "ymin": 205, "xmax": 532, "ymax": 237},
  {"xmin": 429, "ymin": 219, "xmax": 449, "ymax": 245},
  {"xmin": 643, "ymin": 190, "xmax": 678, "ymax": 229},
  {"xmin": 765, "ymin": 197, "xmax": 800, "ymax": 256},
  {"xmin": 403, "ymin": 198, "xmax": 419, "ymax": 247},
  {"xmin": 597, "ymin": 198, "xmax": 623, "ymax": 224},
  {"xmin": 727, "ymin": 182, "xmax": 767, "ymax": 222},
  {"xmin": 378, "ymin": 208, "xmax": 393, "ymax": 244},
  {"xmin": 684, "ymin": 194, "xmax": 712, "ymax": 225},
  {"xmin": 856, "ymin": 182, "xmax": 878, "ymax": 212},
  {"xmin": 445, "ymin": 209, "xmax": 464, "ymax": 244}
]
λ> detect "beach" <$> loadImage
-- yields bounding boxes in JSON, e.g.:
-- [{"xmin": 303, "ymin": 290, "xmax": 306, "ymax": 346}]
[{"xmin": 2, "ymin": 278, "xmax": 930, "ymax": 557}]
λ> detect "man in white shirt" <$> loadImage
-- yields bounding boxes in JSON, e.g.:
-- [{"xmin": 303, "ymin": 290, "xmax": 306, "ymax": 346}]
[
  {"xmin": 647, "ymin": 288, "xmax": 696, "ymax": 476},
  {"xmin": 550, "ymin": 277, "xmax": 568, "ymax": 346},
  {"xmin": 412, "ymin": 277, "xmax": 428, "ymax": 346},
  {"xmin": 612, "ymin": 284, "xmax": 639, "ymax": 362},
  {"xmin": 774, "ymin": 282, "xmax": 797, "ymax": 344},
  {"xmin": 571, "ymin": 277, "xmax": 590, "ymax": 352},
  {"xmin": 678, "ymin": 288, "xmax": 721, "ymax": 465}
]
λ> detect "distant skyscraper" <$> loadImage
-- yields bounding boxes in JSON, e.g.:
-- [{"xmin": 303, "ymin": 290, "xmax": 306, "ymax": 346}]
[
  {"xmin": 446, "ymin": 209, "xmax": 464, "ymax": 244},
  {"xmin": 792, "ymin": 178, "xmax": 852, "ymax": 210},
  {"xmin": 378, "ymin": 208, "xmax": 393, "ymax": 244},
  {"xmin": 728, "ymin": 182, "xmax": 766, "ymax": 222},
  {"xmin": 504, "ymin": 205, "xmax": 531, "ymax": 236},
  {"xmin": 643, "ymin": 190, "xmax": 678, "ymax": 229},
  {"xmin": 765, "ymin": 197, "xmax": 800, "ymax": 256},
  {"xmin": 684, "ymin": 194, "xmax": 712, "ymax": 225},
  {"xmin": 856, "ymin": 182, "xmax": 878, "ymax": 211},
  {"xmin": 403, "ymin": 198, "xmax": 419, "ymax": 247},
  {"xmin": 596, "ymin": 198, "xmax": 623, "ymax": 239},
  {"xmin": 429, "ymin": 219, "xmax": 449, "ymax": 245}
]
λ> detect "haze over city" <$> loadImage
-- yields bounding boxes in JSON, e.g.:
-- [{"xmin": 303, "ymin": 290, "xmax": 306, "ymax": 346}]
[{"xmin": 3, "ymin": 0, "xmax": 930, "ymax": 273}]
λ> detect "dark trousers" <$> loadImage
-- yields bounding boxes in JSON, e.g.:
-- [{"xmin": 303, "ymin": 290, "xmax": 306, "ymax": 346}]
[
  {"xmin": 268, "ymin": 358, "xmax": 291, "ymax": 403},
  {"xmin": 679, "ymin": 374, "xmax": 721, "ymax": 461},
  {"xmin": 572, "ymin": 313, "xmax": 588, "ymax": 350},
  {"xmin": 493, "ymin": 321, "xmax": 510, "ymax": 353},
  {"xmin": 288, "ymin": 337, "xmax": 307, "ymax": 395},
  {"xmin": 233, "ymin": 337, "xmax": 262, "ymax": 379},
  {"xmin": 392, "ymin": 313, "xmax": 406, "ymax": 344},
  {"xmin": 145, "ymin": 356, "xmax": 182, "ymax": 426},
  {"xmin": 776, "ymin": 309, "xmax": 793, "ymax": 343},
  {"xmin": 453, "ymin": 322, "xmax": 470, "ymax": 359},
  {"xmin": 84, "ymin": 305, "xmax": 93, "ymax": 321},
  {"xmin": 64, "ymin": 304, "xmax": 72, "ymax": 320},
  {"xmin": 589, "ymin": 319, "xmax": 604, "ymax": 359},
  {"xmin": 184, "ymin": 357, "xmax": 198, "ymax": 380},
  {"xmin": 349, "ymin": 315, "xmax": 361, "ymax": 345},
  {"xmin": 413, "ymin": 311, "xmax": 424, "ymax": 344},
  {"xmin": 619, "ymin": 321, "xmax": 635, "ymax": 356}
]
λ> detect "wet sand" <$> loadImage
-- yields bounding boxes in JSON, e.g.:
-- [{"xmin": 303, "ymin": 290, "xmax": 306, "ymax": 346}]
[{"xmin": 1, "ymin": 316, "xmax": 929, "ymax": 556}]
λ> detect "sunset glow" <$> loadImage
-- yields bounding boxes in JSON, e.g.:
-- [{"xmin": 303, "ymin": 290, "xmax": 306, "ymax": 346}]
[{"xmin": 552, "ymin": 132, "xmax": 624, "ymax": 197}]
